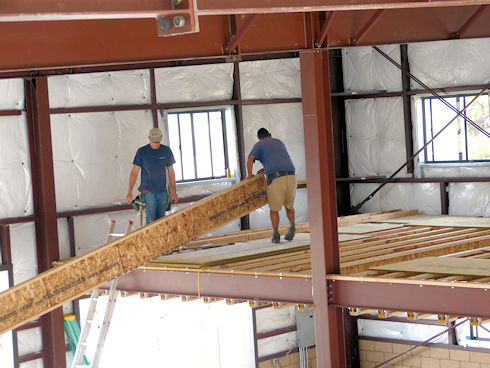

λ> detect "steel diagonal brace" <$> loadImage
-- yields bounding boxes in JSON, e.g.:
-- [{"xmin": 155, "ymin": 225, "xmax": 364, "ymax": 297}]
[
  {"xmin": 373, "ymin": 46, "xmax": 490, "ymax": 139},
  {"xmin": 350, "ymin": 85, "xmax": 489, "ymax": 213}
]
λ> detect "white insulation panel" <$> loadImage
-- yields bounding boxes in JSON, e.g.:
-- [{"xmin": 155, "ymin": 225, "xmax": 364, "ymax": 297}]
[
  {"xmin": 0, "ymin": 114, "xmax": 33, "ymax": 218},
  {"xmin": 242, "ymin": 103, "xmax": 306, "ymax": 181},
  {"xmin": 346, "ymin": 97, "xmax": 407, "ymax": 177},
  {"xmin": 50, "ymin": 110, "xmax": 153, "ymax": 211},
  {"xmin": 449, "ymin": 182, "xmax": 490, "ymax": 217},
  {"xmin": 408, "ymin": 38, "xmax": 490, "ymax": 89},
  {"xmin": 155, "ymin": 63, "xmax": 234, "ymax": 103},
  {"xmin": 48, "ymin": 70, "xmax": 151, "ymax": 108},
  {"xmin": 239, "ymin": 58, "xmax": 301, "ymax": 100},
  {"xmin": 358, "ymin": 320, "xmax": 448, "ymax": 343},
  {"xmin": 350, "ymin": 183, "xmax": 441, "ymax": 215},
  {"xmin": 342, "ymin": 45, "xmax": 402, "ymax": 93},
  {"xmin": 73, "ymin": 210, "xmax": 143, "ymax": 256},
  {"xmin": 19, "ymin": 360, "xmax": 43, "ymax": 368},
  {"xmin": 17, "ymin": 327, "xmax": 42, "ymax": 357},
  {"xmin": 0, "ymin": 78, "xmax": 25, "ymax": 110},
  {"xmin": 10, "ymin": 222, "xmax": 37, "ymax": 285}
]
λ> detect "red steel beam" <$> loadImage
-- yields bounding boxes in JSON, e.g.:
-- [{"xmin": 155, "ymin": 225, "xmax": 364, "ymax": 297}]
[
  {"xmin": 196, "ymin": 0, "xmax": 490, "ymax": 15},
  {"xmin": 0, "ymin": 0, "xmax": 194, "ymax": 21},
  {"xmin": 315, "ymin": 11, "xmax": 335, "ymax": 47},
  {"xmin": 2, "ymin": 0, "xmax": 490, "ymax": 21},
  {"xmin": 329, "ymin": 276, "xmax": 490, "ymax": 319},
  {"xmin": 109, "ymin": 269, "xmax": 314, "ymax": 304},
  {"xmin": 454, "ymin": 5, "xmax": 488, "ymax": 37},
  {"xmin": 351, "ymin": 9, "xmax": 384, "ymax": 45},
  {"xmin": 25, "ymin": 78, "xmax": 66, "ymax": 368},
  {"xmin": 223, "ymin": 14, "xmax": 259, "ymax": 54},
  {"xmin": 300, "ymin": 49, "xmax": 344, "ymax": 367}
]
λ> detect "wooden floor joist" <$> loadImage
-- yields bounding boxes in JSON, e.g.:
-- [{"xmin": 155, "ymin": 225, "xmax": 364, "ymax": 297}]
[{"xmin": 0, "ymin": 175, "xmax": 268, "ymax": 335}]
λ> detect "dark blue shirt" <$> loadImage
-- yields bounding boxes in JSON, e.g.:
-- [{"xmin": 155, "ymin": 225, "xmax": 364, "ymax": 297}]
[
  {"xmin": 133, "ymin": 144, "xmax": 176, "ymax": 193},
  {"xmin": 249, "ymin": 137, "xmax": 295, "ymax": 176}
]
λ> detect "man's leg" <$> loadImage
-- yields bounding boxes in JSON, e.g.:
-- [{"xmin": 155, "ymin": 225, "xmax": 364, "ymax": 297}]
[
  {"xmin": 284, "ymin": 206, "xmax": 296, "ymax": 241},
  {"xmin": 143, "ymin": 192, "xmax": 157, "ymax": 225},
  {"xmin": 155, "ymin": 191, "xmax": 167, "ymax": 220},
  {"xmin": 270, "ymin": 210, "xmax": 280, "ymax": 243},
  {"xmin": 284, "ymin": 175, "xmax": 297, "ymax": 241}
]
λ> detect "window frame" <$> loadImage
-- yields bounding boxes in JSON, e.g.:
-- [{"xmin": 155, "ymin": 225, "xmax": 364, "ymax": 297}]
[
  {"xmin": 418, "ymin": 92, "xmax": 490, "ymax": 165},
  {"xmin": 164, "ymin": 108, "xmax": 231, "ymax": 183}
]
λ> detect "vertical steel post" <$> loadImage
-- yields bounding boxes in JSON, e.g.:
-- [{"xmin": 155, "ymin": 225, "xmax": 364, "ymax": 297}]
[
  {"xmin": 300, "ymin": 49, "xmax": 345, "ymax": 367},
  {"xmin": 25, "ymin": 77, "xmax": 66, "ymax": 368}
]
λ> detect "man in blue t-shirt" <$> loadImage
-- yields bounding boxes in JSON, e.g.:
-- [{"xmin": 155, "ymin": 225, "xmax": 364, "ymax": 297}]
[
  {"xmin": 126, "ymin": 128, "xmax": 179, "ymax": 224},
  {"xmin": 247, "ymin": 128, "xmax": 296, "ymax": 243}
]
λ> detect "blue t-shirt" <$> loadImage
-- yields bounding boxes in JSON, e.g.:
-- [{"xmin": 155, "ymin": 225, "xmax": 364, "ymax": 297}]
[
  {"xmin": 249, "ymin": 137, "xmax": 295, "ymax": 176},
  {"xmin": 133, "ymin": 144, "xmax": 176, "ymax": 193}
]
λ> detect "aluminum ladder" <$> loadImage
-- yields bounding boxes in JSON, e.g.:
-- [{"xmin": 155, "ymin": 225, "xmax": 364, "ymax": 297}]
[{"xmin": 72, "ymin": 220, "xmax": 133, "ymax": 367}]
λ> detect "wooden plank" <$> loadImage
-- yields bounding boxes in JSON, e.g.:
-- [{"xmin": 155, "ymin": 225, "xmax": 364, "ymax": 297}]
[
  {"xmin": 341, "ymin": 233, "xmax": 490, "ymax": 274},
  {"xmin": 340, "ymin": 228, "xmax": 489, "ymax": 262},
  {"xmin": 339, "ymin": 227, "xmax": 455, "ymax": 252},
  {"xmin": 337, "ymin": 210, "xmax": 418, "ymax": 227},
  {"xmin": 338, "ymin": 223, "xmax": 404, "ymax": 234},
  {"xmin": 370, "ymin": 257, "xmax": 490, "ymax": 278},
  {"xmin": 150, "ymin": 233, "xmax": 310, "ymax": 268},
  {"xmin": 187, "ymin": 222, "xmax": 310, "ymax": 247},
  {"xmin": 0, "ymin": 175, "xmax": 268, "ymax": 335},
  {"xmin": 379, "ymin": 214, "xmax": 490, "ymax": 228}
]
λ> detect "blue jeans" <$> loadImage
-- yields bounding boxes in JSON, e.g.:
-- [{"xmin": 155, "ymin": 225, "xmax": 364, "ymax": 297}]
[{"xmin": 143, "ymin": 191, "xmax": 168, "ymax": 225}]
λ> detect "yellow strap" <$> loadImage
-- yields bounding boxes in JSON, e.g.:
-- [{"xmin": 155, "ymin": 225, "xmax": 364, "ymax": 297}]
[{"xmin": 197, "ymin": 267, "xmax": 209, "ymax": 299}]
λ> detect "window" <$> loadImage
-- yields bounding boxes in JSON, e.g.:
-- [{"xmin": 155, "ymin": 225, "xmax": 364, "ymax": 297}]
[
  {"xmin": 165, "ymin": 109, "xmax": 234, "ymax": 182},
  {"xmin": 418, "ymin": 93, "xmax": 490, "ymax": 163}
]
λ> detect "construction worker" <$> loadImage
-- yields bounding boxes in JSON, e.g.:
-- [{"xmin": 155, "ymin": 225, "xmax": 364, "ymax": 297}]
[
  {"xmin": 126, "ymin": 128, "xmax": 178, "ymax": 224},
  {"xmin": 247, "ymin": 128, "xmax": 296, "ymax": 243}
]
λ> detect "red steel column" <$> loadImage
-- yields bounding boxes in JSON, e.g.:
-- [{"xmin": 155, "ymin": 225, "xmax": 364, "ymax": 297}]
[
  {"xmin": 300, "ymin": 49, "xmax": 345, "ymax": 367},
  {"xmin": 25, "ymin": 77, "xmax": 66, "ymax": 368}
]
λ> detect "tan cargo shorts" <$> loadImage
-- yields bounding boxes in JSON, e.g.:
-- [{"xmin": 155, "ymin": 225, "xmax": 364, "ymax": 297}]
[{"xmin": 266, "ymin": 175, "xmax": 297, "ymax": 212}]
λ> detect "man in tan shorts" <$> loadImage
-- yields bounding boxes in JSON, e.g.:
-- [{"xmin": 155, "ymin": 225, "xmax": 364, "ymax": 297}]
[{"xmin": 247, "ymin": 128, "xmax": 296, "ymax": 243}]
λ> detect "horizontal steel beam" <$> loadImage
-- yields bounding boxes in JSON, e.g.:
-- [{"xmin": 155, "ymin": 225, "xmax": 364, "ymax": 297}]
[
  {"xmin": 329, "ymin": 276, "xmax": 490, "ymax": 319},
  {"xmin": 0, "ymin": 0, "xmax": 194, "ymax": 21},
  {"xmin": 196, "ymin": 0, "xmax": 490, "ymax": 15},
  {"xmin": 110, "ymin": 269, "xmax": 314, "ymax": 304},
  {"xmin": 3, "ymin": 0, "xmax": 490, "ymax": 21}
]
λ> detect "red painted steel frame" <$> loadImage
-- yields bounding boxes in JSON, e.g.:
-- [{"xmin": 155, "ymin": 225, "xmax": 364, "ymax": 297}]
[
  {"xmin": 25, "ymin": 78, "xmax": 66, "ymax": 368},
  {"xmin": 329, "ymin": 277, "xmax": 490, "ymax": 319},
  {"xmin": 300, "ymin": 49, "xmax": 344, "ymax": 367}
]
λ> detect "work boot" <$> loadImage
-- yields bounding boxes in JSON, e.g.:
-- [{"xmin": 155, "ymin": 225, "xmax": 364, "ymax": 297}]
[
  {"xmin": 284, "ymin": 225, "xmax": 296, "ymax": 241},
  {"xmin": 272, "ymin": 231, "xmax": 280, "ymax": 243}
]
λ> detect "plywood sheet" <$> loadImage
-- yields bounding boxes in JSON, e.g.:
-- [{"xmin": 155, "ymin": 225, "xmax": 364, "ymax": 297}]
[
  {"xmin": 338, "ymin": 223, "xmax": 404, "ymax": 234},
  {"xmin": 150, "ymin": 233, "xmax": 310, "ymax": 268},
  {"xmin": 0, "ymin": 175, "xmax": 268, "ymax": 335},
  {"xmin": 378, "ymin": 214, "xmax": 490, "ymax": 228},
  {"xmin": 339, "ymin": 234, "xmax": 369, "ymax": 242},
  {"xmin": 371, "ymin": 256, "xmax": 490, "ymax": 277}
]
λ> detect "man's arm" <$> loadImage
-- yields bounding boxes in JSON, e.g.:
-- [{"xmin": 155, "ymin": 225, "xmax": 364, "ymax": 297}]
[
  {"xmin": 126, "ymin": 165, "xmax": 140, "ymax": 204},
  {"xmin": 167, "ymin": 165, "xmax": 179, "ymax": 203},
  {"xmin": 246, "ymin": 154, "xmax": 255, "ymax": 179}
]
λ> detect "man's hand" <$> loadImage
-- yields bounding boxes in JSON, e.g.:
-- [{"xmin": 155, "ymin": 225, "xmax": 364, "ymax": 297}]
[
  {"xmin": 171, "ymin": 191, "xmax": 179, "ymax": 204},
  {"xmin": 257, "ymin": 168, "xmax": 264, "ymax": 174},
  {"xmin": 126, "ymin": 192, "xmax": 133, "ymax": 205},
  {"xmin": 246, "ymin": 173, "xmax": 254, "ymax": 179}
]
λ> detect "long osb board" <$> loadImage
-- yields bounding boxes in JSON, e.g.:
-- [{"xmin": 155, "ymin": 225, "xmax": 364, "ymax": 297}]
[
  {"xmin": 371, "ymin": 256, "xmax": 490, "ymax": 277},
  {"xmin": 0, "ymin": 175, "xmax": 268, "ymax": 335}
]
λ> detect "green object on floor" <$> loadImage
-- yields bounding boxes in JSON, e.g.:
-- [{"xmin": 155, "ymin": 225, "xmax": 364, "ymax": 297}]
[{"xmin": 63, "ymin": 314, "xmax": 90, "ymax": 365}]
